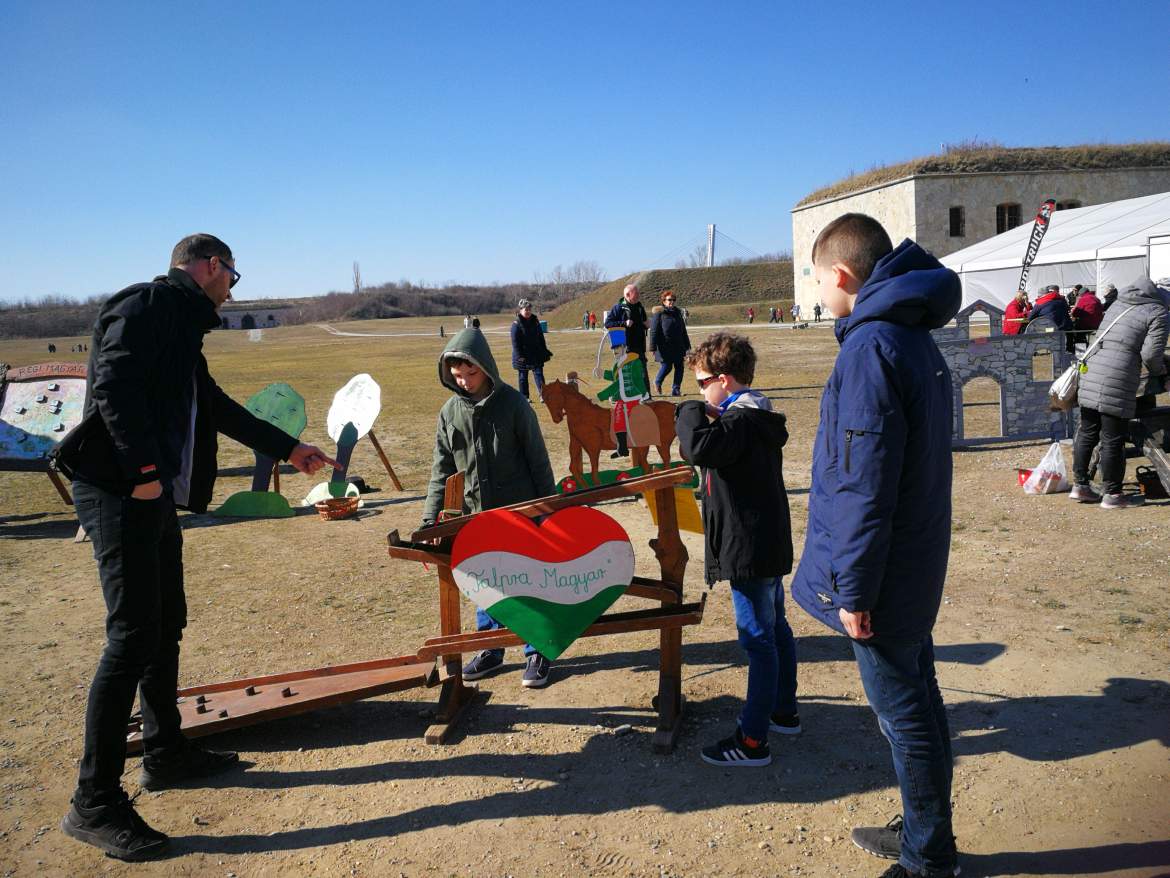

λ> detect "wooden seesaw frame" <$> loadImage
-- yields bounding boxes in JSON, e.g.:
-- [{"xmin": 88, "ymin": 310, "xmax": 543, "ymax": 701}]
[
  {"xmin": 126, "ymin": 465, "xmax": 704, "ymax": 754},
  {"xmin": 390, "ymin": 464, "xmax": 705, "ymax": 752}
]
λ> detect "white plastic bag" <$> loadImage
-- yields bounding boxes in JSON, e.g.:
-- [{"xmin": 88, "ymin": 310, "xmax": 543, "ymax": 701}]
[{"xmin": 1022, "ymin": 443, "xmax": 1070, "ymax": 495}]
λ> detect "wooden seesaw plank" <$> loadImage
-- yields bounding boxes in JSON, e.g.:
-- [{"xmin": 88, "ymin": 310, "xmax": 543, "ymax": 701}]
[{"xmin": 125, "ymin": 656, "xmax": 435, "ymax": 753}]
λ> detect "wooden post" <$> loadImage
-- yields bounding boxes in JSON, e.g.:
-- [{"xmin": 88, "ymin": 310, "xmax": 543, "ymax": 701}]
[
  {"xmin": 367, "ymin": 429, "xmax": 404, "ymax": 491},
  {"xmin": 425, "ymin": 472, "xmax": 476, "ymax": 743},
  {"xmin": 272, "ymin": 461, "xmax": 280, "ymax": 494},
  {"xmin": 649, "ymin": 485, "xmax": 689, "ymax": 753},
  {"xmin": 46, "ymin": 469, "xmax": 73, "ymax": 505}
]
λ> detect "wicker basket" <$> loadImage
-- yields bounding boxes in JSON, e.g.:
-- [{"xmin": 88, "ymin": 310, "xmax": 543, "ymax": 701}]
[{"xmin": 315, "ymin": 497, "xmax": 360, "ymax": 520}]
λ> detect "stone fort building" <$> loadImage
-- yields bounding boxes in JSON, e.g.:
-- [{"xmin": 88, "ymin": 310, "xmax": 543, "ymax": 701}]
[
  {"xmin": 790, "ymin": 144, "xmax": 1170, "ymax": 313},
  {"xmin": 217, "ymin": 302, "xmax": 295, "ymax": 330}
]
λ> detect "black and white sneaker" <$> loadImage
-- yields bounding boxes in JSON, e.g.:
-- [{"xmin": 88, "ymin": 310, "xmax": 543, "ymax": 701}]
[
  {"xmin": 60, "ymin": 792, "xmax": 168, "ymax": 861},
  {"xmin": 521, "ymin": 653, "xmax": 551, "ymax": 688},
  {"xmin": 700, "ymin": 728, "xmax": 771, "ymax": 767},
  {"xmin": 462, "ymin": 650, "xmax": 505, "ymax": 680},
  {"xmin": 769, "ymin": 712, "xmax": 802, "ymax": 735}
]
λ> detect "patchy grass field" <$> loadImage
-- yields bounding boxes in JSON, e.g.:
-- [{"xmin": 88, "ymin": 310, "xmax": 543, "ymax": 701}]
[{"xmin": 1, "ymin": 318, "xmax": 1168, "ymax": 877}]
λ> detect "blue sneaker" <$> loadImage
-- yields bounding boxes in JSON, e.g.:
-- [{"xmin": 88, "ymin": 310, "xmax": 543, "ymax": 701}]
[
  {"xmin": 521, "ymin": 653, "xmax": 551, "ymax": 688},
  {"xmin": 461, "ymin": 650, "xmax": 504, "ymax": 680}
]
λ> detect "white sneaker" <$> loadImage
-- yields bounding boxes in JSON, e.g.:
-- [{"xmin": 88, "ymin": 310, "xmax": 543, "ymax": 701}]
[
  {"xmin": 1069, "ymin": 484, "xmax": 1101, "ymax": 503},
  {"xmin": 1100, "ymin": 492, "xmax": 1145, "ymax": 509}
]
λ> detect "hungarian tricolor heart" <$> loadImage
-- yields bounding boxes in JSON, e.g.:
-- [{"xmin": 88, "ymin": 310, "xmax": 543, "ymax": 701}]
[{"xmin": 450, "ymin": 507, "xmax": 635, "ymax": 660}]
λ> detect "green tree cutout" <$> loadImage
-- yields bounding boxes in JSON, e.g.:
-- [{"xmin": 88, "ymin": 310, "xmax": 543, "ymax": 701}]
[{"xmin": 245, "ymin": 383, "xmax": 307, "ymax": 438}]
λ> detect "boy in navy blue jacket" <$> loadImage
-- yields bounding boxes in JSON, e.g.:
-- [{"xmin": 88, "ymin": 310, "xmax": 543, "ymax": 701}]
[
  {"xmin": 790, "ymin": 214, "xmax": 961, "ymax": 878},
  {"xmin": 676, "ymin": 333, "xmax": 797, "ymax": 768}
]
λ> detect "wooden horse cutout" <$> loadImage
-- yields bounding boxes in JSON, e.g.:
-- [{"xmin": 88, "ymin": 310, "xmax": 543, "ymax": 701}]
[{"xmin": 543, "ymin": 379, "xmax": 676, "ymax": 483}]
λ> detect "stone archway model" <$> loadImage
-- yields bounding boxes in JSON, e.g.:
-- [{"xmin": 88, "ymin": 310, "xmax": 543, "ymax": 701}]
[{"xmin": 932, "ymin": 300, "xmax": 1075, "ymax": 446}]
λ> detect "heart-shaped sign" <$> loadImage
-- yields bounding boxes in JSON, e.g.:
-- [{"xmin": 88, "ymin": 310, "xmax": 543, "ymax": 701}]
[{"xmin": 450, "ymin": 507, "xmax": 635, "ymax": 660}]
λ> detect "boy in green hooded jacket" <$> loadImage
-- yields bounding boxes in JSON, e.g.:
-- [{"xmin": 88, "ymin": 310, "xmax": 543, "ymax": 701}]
[{"xmin": 421, "ymin": 328, "xmax": 558, "ymax": 687}]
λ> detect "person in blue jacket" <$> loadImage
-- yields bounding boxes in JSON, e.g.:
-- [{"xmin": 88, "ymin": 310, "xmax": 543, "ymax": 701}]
[{"xmin": 790, "ymin": 214, "xmax": 961, "ymax": 878}]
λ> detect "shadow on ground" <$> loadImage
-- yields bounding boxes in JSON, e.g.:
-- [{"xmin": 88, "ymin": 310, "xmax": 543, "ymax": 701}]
[{"xmin": 157, "ymin": 656, "xmax": 1168, "ymax": 865}]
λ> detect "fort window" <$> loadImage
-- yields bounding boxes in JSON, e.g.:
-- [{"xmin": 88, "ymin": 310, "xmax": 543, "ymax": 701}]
[
  {"xmin": 1056, "ymin": 200, "xmax": 1081, "ymax": 211},
  {"xmin": 949, "ymin": 206, "xmax": 965, "ymax": 237},
  {"xmin": 996, "ymin": 203, "xmax": 1022, "ymax": 234}
]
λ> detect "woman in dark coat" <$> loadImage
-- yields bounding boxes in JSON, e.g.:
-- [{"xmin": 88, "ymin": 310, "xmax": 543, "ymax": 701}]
[
  {"xmin": 510, "ymin": 298, "xmax": 552, "ymax": 401},
  {"xmin": 648, "ymin": 290, "xmax": 692, "ymax": 396},
  {"xmin": 1071, "ymin": 278, "xmax": 1169, "ymax": 508}
]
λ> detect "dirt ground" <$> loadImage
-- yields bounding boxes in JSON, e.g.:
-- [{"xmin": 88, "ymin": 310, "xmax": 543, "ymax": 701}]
[{"xmin": 1, "ymin": 317, "xmax": 1168, "ymax": 878}]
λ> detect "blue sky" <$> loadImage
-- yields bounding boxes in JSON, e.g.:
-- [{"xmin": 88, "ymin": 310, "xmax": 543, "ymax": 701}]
[{"xmin": 2, "ymin": 1, "xmax": 1167, "ymax": 303}]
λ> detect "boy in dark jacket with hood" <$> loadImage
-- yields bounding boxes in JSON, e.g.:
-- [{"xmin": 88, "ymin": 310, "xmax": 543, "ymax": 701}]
[
  {"xmin": 675, "ymin": 333, "xmax": 797, "ymax": 768},
  {"xmin": 422, "ymin": 328, "xmax": 558, "ymax": 687},
  {"xmin": 791, "ymin": 214, "xmax": 960, "ymax": 878}
]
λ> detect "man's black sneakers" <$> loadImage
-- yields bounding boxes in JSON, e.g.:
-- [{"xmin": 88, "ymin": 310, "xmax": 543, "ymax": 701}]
[
  {"xmin": 700, "ymin": 727, "xmax": 772, "ymax": 767},
  {"xmin": 60, "ymin": 793, "xmax": 168, "ymax": 861},
  {"xmin": 877, "ymin": 863, "xmax": 960, "ymax": 877},
  {"xmin": 852, "ymin": 813, "xmax": 903, "ymax": 859},
  {"xmin": 139, "ymin": 741, "xmax": 241, "ymax": 791}
]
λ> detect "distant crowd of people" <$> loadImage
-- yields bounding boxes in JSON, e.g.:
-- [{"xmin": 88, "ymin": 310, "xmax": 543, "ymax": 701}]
[{"xmin": 1003, "ymin": 282, "xmax": 1116, "ymax": 345}]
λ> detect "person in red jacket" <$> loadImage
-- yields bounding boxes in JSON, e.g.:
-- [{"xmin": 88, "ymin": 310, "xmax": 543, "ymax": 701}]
[
  {"xmin": 1072, "ymin": 287, "xmax": 1104, "ymax": 332},
  {"xmin": 1003, "ymin": 291, "xmax": 1031, "ymax": 336}
]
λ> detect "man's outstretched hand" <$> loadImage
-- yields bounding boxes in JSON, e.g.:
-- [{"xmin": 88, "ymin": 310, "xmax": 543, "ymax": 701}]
[
  {"xmin": 839, "ymin": 608, "xmax": 873, "ymax": 640},
  {"xmin": 288, "ymin": 443, "xmax": 339, "ymax": 475}
]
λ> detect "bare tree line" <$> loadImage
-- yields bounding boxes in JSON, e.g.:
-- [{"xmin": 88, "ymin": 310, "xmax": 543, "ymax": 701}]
[{"xmin": 1, "ymin": 262, "xmax": 610, "ymax": 339}]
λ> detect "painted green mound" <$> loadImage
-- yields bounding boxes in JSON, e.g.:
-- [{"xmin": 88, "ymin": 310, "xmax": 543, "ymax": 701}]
[{"xmin": 212, "ymin": 491, "xmax": 295, "ymax": 518}]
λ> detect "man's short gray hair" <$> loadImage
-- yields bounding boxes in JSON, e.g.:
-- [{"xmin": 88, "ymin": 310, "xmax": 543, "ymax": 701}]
[{"xmin": 171, "ymin": 233, "xmax": 232, "ymax": 268}]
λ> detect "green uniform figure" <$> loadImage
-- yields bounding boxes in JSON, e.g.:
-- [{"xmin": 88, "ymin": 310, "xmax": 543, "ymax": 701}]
[{"xmin": 597, "ymin": 348, "xmax": 648, "ymax": 458}]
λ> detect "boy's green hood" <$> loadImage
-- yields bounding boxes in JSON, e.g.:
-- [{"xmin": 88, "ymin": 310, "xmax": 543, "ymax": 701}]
[{"xmin": 437, "ymin": 328, "xmax": 503, "ymax": 398}]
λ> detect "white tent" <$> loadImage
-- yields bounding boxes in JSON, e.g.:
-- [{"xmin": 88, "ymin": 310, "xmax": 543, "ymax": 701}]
[{"xmin": 941, "ymin": 191, "xmax": 1170, "ymax": 309}]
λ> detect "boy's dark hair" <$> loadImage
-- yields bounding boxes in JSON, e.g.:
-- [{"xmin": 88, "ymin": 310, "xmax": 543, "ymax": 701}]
[
  {"xmin": 687, "ymin": 332, "xmax": 756, "ymax": 385},
  {"xmin": 445, "ymin": 355, "xmax": 473, "ymax": 369},
  {"xmin": 811, "ymin": 213, "xmax": 893, "ymax": 284},
  {"xmin": 171, "ymin": 234, "xmax": 232, "ymax": 268}
]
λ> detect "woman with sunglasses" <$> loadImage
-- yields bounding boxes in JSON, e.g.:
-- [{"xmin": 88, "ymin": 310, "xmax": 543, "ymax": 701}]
[{"xmin": 648, "ymin": 290, "xmax": 691, "ymax": 397}]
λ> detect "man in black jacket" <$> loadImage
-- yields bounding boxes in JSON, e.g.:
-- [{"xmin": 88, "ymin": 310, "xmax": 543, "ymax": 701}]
[
  {"xmin": 604, "ymin": 283, "xmax": 651, "ymax": 394},
  {"xmin": 56, "ymin": 234, "xmax": 334, "ymax": 861}
]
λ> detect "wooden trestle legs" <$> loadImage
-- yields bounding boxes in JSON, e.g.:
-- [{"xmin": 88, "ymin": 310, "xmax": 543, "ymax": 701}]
[
  {"xmin": 424, "ymin": 471, "xmax": 478, "ymax": 744},
  {"xmin": 649, "ymin": 484, "xmax": 689, "ymax": 752}
]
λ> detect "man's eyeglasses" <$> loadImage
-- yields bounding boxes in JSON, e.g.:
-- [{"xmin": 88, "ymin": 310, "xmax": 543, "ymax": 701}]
[
  {"xmin": 696, "ymin": 374, "xmax": 720, "ymax": 390},
  {"xmin": 215, "ymin": 258, "xmax": 241, "ymax": 289}
]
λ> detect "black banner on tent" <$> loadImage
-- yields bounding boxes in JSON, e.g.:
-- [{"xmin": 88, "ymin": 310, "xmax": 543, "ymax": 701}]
[{"xmin": 1018, "ymin": 198, "xmax": 1057, "ymax": 293}]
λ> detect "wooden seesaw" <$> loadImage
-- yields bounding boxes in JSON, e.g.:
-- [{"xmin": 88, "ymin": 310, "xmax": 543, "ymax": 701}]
[{"xmin": 127, "ymin": 466, "xmax": 704, "ymax": 753}]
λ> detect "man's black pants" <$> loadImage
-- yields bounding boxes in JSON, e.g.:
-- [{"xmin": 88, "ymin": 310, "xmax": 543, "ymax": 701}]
[{"xmin": 72, "ymin": 480, "xmax": 186, "ymax": 806}]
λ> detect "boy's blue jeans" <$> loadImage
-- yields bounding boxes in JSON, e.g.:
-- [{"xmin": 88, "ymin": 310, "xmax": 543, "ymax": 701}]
[
  {"xmin": 852, "ymin": 634, "xmax": 957, "ymax": 877},
  {"xmin": 476, "ymin": 608, "xmax": 537, "ymax": 659},
  {"xmin": 729, "ymin": 576, "xmax": 798, "ymax": 740}
]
